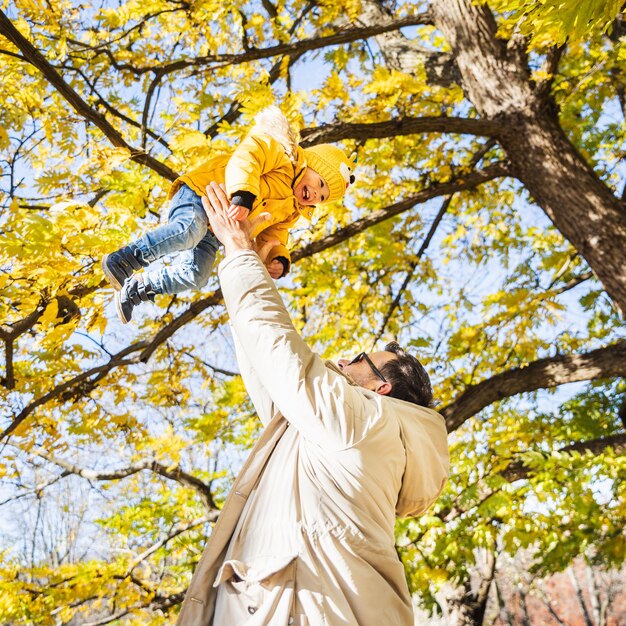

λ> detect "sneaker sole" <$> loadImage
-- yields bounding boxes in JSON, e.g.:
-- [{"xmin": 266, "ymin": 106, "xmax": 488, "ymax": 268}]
[
  {"xmin": 102, "ymin": 254, "xmax": 124, "ymax": 291},
  {"xmin": 114, "ymin": 292, "xmax": 131, "ymax": 324}
]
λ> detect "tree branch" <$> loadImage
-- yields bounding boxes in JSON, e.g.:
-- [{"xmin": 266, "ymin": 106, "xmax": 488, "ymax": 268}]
[
  {"xmin": 204, "ymin": 48, "xmax": 306, "ymax": 138},
  {"xmin": 0, "ymin": 10, "xmax": 178, "ymax": 181},
  {"xmin": 438, "ymin": 433, "xmax": 626, "ymax": 524},
  {"xmin": 90, "ymin": 13, "xmax": 434, "ymax": 77},
  {"xmin": 138, "ymin": 289, "xmax": 223, "ymax": 363},
  {"xmin": 300, "ymin": 115, "xmax": 502, "ymax": 146},
  {"xmin": 33, "ymin": 450, "xmax": 218, "ymax": 512},
  {"xmin": 552, "ymin": 270, "xmax": 594, "ymax": 295},
  {"xmin": 355, "ymin": 0, "xmax": 459, "ymax": 87},
  {"xmin": 0, "ymin": 470, "xmax": 70, "ymax": 506},
  {"xmin": 291, "ymin": 161, "xmax": 510, "ymax": 262},
  {"xmin": 124, "ymin": 515, "xmax": 216, "ymax": 576},
  {"xmin": 1, "ymin": 298, "xmax": 46, "ymax": 390},
  {"xmin": 373, "ymin": 194, "xmax": 453, "ymax": 344},
  {"xmin": 535, "ymin": 44, "xmax": 566, "ymax": 100},
  {"xmin": 65, "ymin": 64, "xmax": 171, "ymax": 151},
  {"xmin": 83, "ymin": 609, "xmax": 131, "ymax": 626},
  {"xmin": 502, "ymin": 433, "xmax": 626, "ymax": 482},
  {"xmin": 441, "ymin": 340, "xmax": 626, "ymax": 433},
  {"xmin": 0, "ymin": 343, "xmax": 149, "ymax": 440}
]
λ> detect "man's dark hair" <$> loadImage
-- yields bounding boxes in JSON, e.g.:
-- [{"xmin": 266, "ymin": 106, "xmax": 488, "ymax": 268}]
[{"xmin": 380, "ymin": 341, "xmax": 434, "ymax": 408}]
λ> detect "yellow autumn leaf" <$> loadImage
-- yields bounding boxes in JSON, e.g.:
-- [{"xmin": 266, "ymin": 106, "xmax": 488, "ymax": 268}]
[
  {"xmin": 38, "ymin": 299, "xmax": 59, "ymax": 326},
  {"xmin": 104, "ymin": 147, "xmax": 132, "ymax": 170},
  {"xmin": 0, "ymin": 126, "xmax": 9, "ymax": 149}
]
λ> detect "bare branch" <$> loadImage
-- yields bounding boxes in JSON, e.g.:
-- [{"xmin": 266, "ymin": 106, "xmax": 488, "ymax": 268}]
[
  {"xmin": 125, "ymin": 516, "xmax": 216, "ymax": 576},
  {"xmin": 0, "ymin": 470, "xmax": 69, "ymax": 506},
  {"xmin": 141, "ymin": 68, "xmax": 167, "ymax": 150},
  {"xmin": 89, "ymin": 13, "xmax": 434, "ymax": 77},
  {"xmin": 442, "ymin": 340, "xmax": 626, "ymax": 432},
  {"xmin": 181, "ymin": 350, "xmax": 238, "ymax": 377},
  {"xmin": 535, "ymin": 44, "xmax": 566, "ymax": 100},
  {"xmin": 33, "ymin": 450, "xmax": 218, "ymax": 512},
  {"xmin": 300, "ymin": 116, "xmax": 502, "ymax": 146},
  {"xmin": 373, "ymin": 194, "xmax": 453, "ymax": 344}
]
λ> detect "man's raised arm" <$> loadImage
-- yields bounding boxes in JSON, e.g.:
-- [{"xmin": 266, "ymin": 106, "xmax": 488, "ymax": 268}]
[{"xmin": 202, "ymin": 183, "xmax": 368, "ymax": 448}]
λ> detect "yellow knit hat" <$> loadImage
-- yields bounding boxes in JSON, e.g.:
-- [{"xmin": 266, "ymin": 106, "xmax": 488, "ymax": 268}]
[{"xmin": 303, "ymin": 145, "xmax": 356, "ymax": 204}]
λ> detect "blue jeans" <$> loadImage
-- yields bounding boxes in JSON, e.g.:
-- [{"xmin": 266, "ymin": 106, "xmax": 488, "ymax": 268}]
[{"xmin": 133, "ymin": 184, "xmax": 220, "ymax": 295}]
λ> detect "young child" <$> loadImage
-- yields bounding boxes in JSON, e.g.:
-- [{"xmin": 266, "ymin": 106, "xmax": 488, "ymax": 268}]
[{"xmin": 102, "ymin": 106, "xmax": 356, "ymax": 323}]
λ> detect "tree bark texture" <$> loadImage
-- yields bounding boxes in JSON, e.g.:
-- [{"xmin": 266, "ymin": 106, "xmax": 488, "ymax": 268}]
[
  {"xmin": 358, "ymin": 0, "xmax": 461, "ymax": 86},
  {"xmin": 441, "ymin": 566, "xmax": 495, "ymax": 626},
  {"xmin": 441, "ymin": 340, "xmax": 626, "ymax": 432},
  {"xmin": 428, "ymin": 0, "xmax": 626, "ymax": 316}
]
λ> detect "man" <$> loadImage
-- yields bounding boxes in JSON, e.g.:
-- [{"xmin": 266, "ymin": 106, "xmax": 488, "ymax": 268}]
[{"xmin": 176, "ymin": 182, "xmax": 449, "ymax": 625}]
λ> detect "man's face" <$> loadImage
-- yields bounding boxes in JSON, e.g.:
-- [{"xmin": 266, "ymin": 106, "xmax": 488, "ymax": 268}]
[
  {"xmin": 293, "ymin": 167, "xmax": 328, "ymax": 206},
  {"xmin": 337, "ymin": 351, "xmax": 397, "ymax": 392}
]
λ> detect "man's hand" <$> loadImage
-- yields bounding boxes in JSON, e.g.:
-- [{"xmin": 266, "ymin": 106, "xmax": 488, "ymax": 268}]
[
  {"xmin": 227, "ymin": 204, "xmax": 250, "ymax": 222},
  {"xmin": 203, "ymin": 182, "xmax": 275, "ymax": 259},
  {"xmin": 203, "ymin": 182, "xmax": 255, "ymax": 256},
  {"xmin": 267, "ymin": 259, "xmax": 284, "ymax": 279}
]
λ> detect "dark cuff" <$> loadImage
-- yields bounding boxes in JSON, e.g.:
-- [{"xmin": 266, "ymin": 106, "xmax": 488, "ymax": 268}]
[{"xmin": 230, "ymin": 190, "xmax": 256, "ymax": 210}]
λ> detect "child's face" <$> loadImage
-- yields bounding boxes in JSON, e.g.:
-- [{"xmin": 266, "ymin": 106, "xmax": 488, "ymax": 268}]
[{"xmin": 293, "ymin": 167, "xmax": 328, "ymax": 206}]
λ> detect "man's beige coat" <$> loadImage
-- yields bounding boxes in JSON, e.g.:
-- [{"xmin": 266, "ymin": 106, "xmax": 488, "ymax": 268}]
[{"xmin": 176, "ymin": 251, "xmax": 449, "ymax": 626}]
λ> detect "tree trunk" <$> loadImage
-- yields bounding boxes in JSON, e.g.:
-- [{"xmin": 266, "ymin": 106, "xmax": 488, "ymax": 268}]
[
  {"xmin": 518, "ymin": 587, "xmax": 532, "ymax": 626},
  {"xmin": 442, "ymin": 551, "xmax": 496, "ymax": 626},
  {"xmin": 444, "ymin": 583, "xmax": 490, "ymax": 626},
  {"xmin": 586, "ymin": 565, "xmax": 603, "ymax": 626},
  {"xmin": 494, "ymin": 579, "xmax": 515, "ymax": 625},
  {"xmin": 359, "ymin": 0, "xmax": 461, "ymax": 86},
  {"xmin": 429, "ymin": 0, "xmax": 626, "ymax": 316},
  {"xmin": 568, "ymin": 566, "xmax": 595, "ymax": 626}
]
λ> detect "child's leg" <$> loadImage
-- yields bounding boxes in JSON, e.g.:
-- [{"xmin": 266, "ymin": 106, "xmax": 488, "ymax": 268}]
[
  {"xmin": 133, "ymin": 184, "xmax": 208, "ymax": 264},
  {"xmin": 102, "ymin": 184, "xmax": 208, "ymax": 291},
  {"xmin": 145, "ymin": 228, "xmax": 220, "ymax": 295},
  {"xmin": 115, "ymin": 228, "xmax": 220, "ymax": 323},
  {"xmin": 115, "ymin": 229, "xmax": 220, "ymax": 323},
  {"xmin": 134, "ymin": 185, "xmax": 220, "ymax": 295}
]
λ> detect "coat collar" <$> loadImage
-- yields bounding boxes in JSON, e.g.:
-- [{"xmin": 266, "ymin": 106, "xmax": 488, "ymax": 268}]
[{"xmin": 324, "ymin": 360, "xmax": 358, "ymax": 386}]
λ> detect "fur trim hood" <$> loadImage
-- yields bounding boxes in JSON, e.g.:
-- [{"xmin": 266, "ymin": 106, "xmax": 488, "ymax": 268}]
[{"xmin": 250, "ymin": 105, "xmax": 300, "ymax": 165}]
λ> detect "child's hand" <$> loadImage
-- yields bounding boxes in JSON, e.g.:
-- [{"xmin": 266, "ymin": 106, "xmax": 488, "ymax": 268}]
[
  {"xmin": 227, "ymin": 204, "xmax": 250, "ymax": 221},
  {"xmin": 267, "ymin": 259, "xmax": 284, "ymax": 279}
]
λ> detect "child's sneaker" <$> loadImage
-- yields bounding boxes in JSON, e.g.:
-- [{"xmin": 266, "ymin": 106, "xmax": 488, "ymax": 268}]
[
  {"xmin": 115, "ymin": 275, "xmax": 156, "ymax": 324},
  {"xmin": 102, "ymin": 245, "xmax": 147, "ymax": 290}
]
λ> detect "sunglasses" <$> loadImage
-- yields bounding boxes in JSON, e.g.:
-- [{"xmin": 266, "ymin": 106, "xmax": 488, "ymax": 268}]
[{"xmin": 348, "ymin": 352, "xmax": 387, "ymax": 382}]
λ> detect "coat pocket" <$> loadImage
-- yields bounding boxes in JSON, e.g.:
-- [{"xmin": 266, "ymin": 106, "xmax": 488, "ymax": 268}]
[{"xmin": 213, "ymin": 554, "xmax": 298, "ymax": 625}]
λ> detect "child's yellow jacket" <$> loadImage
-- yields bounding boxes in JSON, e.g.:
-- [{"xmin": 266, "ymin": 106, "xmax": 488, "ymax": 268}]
[{"xmin": 170, "ymin": 108, "xmax": 313, "ymax": 275}]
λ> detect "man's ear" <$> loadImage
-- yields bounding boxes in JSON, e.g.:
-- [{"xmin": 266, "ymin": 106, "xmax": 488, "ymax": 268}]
[{"xmin": 375, "ymin": 381, "xmax": 392, "ymax": 396}]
